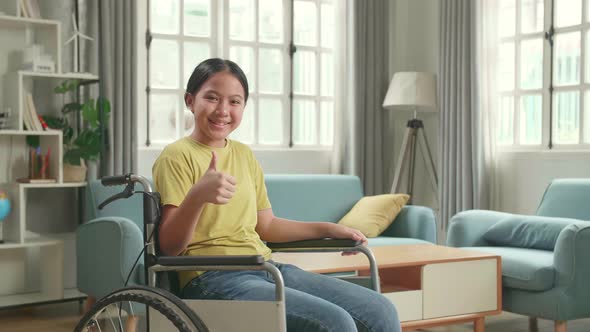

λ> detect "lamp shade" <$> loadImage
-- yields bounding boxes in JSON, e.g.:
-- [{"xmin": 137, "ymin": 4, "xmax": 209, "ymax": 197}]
[{"xmin": 382, "ymin": 72, "xmax": 437, "ymax": 112}]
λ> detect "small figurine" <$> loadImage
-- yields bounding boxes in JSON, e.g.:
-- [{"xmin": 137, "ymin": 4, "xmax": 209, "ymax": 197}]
[
  {"xmin": 64, "ymin": 13, "xmax": 93, "ymax": 72},
  {"xmin": 0, "ymin": 191, "xmax": 11, "ymax": 244}
]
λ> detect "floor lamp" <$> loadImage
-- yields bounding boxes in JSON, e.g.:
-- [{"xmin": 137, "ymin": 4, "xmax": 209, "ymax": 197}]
[{"xmin": 383, "ymin": 72, "xmax": 438, "ymax": 203}]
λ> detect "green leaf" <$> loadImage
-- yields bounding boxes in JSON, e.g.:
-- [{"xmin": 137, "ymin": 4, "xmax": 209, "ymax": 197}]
[
  {"xmin": 68, "ymin": 80, "xmax": 80, "ymax": 91},
  {"xmin": 54, "ymin": 79, "xmax": 80, "ymax": 94},
  {"xmin": 96, "ymin": 96, "xmax": 111, "ymax": 123},
  {"xmin": 74, "ymin": 130, "xmax": 96, "ymax": 146},
  {"xmin": 97, "ymin": 96, "xmax": 111, "ymax": 114},
  {"xmin": 73, "ymin": 129, "xmax": 102, "ymax": 161},
  {"xmin": 82, "ymin": 99, "xmax": 99, "ymax": 127},
  {"xmin": 63, "ymin": 126, "xmax": 74, "ymax": 144},
  {"xmin": 53, "ymin": 84, "xmax": 110, "ymax": 163},
  {"xmin": 26, "ymin": 135, "xmax": 40, "ymax": 148},
  {"xmin": 54, "ymin": 81, "xmax": 68, "ymax": 94},
  {"xmin": 43, "ymin": 116, "xmax": 67, "ymax": 129},
  {"xmin": 61, "ymin": 102, "xmax": 83, "ymax": 115},
  {"xmin": 64, "ymin": 149, "xmax": 82, "ymax": 165}
]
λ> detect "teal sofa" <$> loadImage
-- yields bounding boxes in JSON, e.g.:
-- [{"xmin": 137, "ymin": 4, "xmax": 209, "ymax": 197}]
[
  {"xmin": 447, "ymin": 179, "xmax": 590, "ymax": 332},
  {"xmin": 77, "ymin": 174, "xmax": 436, "ymax": 300}
]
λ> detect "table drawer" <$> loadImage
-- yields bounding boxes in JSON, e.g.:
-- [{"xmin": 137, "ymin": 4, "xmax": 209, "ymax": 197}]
[
  {"xmin": 422, "ymin": 258, "xmax": 498, "ymax": 319},
  {"xmin": 383, "ymin": 290, "xmax": 422, "ymax": 322}
]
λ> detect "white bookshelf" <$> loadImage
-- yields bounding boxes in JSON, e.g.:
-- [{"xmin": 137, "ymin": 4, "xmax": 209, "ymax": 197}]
[
  {"xmin": 0, "ymin": 129, "xmax": 61, "ymax": 135},
  {"xmin": 20, "ymin": 70, "xmax": 98, "ymax": 79},
  {"xmin": 0, "ymin": 15, "xmax": 60, "ymax": 29},
  {"xmin": 0, "ymin": 288, "xmax": 86, "ymax": 309},
  {"xmin": 3, "ymin": 71, "xmax": 99, "ymax": 132},
  {"xmin": 0, "ymin": 234, "xmax": 60, "ymax": 249},
  {"xmin": 17, "ymin": 182, "xmax": 86, "ymax": 188},
  {"xmin": 0, "ymin": 7, "xmax": 97, "ymax": 308}
]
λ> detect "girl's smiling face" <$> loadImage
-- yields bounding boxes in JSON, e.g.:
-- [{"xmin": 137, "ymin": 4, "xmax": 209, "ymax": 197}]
[{"xmin": 185, "ymin": 71, "xmax": 246, "ymax": 148}]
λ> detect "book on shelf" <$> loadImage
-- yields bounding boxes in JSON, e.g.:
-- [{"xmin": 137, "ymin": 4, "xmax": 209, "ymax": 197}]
[
  {"xmin": 28, "ymin": 0, "xmax": 41, "ymax": 19},
  {"xmin": 22, "ymin": 0, "xmax": 41, "ymax": 19},
  {"xmin": 24, "ymin": 93, "xmax": 43, "ymax": 131},
  {"xmin": 16, "ymin": 178, "xmax": 57, "ymax": 184},
  {"xmin": 22, "ymin": 94, "xmax": 35, "ymax": 130},
  {"xmin": 19, "ymin": 0, "xmax": 29, "ymax": 18}
]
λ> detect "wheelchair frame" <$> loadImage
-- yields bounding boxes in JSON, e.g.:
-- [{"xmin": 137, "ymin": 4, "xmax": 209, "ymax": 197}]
[{"xmin": 100, "ymin": 174, "xmax": 381, "ymax": 331}]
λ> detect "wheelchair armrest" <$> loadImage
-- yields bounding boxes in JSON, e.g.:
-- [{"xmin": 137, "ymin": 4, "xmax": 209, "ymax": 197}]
[
  {"xmin": 269, "ymin": 239, "xmax": 380, "ymax": 292},
  {"xmin": 156, "ymin": 255, "xmax": 265, "ymax": 266},
  {"xmin": 267, "ymin": 238, "xmax": 361, "ymax": 251}
]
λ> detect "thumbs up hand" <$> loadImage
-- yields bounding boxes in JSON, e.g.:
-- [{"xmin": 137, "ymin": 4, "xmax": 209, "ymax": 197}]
[{"xmin": 192, "ymin": 151, "xmax": 237, "ymax": 205}]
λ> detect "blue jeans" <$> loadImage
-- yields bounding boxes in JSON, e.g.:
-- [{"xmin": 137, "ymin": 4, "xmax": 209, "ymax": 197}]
[{"xmin": 182, "ymin": 261, "xmax": 401, "ymax": 332}]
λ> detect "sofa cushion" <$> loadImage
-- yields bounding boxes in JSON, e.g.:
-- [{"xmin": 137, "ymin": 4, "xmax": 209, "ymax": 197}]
[
  {"xmin": 470, "ymin": 246, "xmax": 555, "ymax": 291},
  {"xmin": 338, "ymin": 194, "xmax": 409, "ymax": 237},
  {"xmin": 368, "ymin": 237, "xmax": 431, "ymax": 246},
  {"xmin": 482, "ymin": 216, "xmax": 575, "ymax": 250}
]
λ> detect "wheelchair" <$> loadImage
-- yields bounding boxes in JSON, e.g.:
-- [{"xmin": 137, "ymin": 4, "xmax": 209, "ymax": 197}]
[{"xmin": 75, "ymin": 174, "xmax": 382, "ymax": 332}]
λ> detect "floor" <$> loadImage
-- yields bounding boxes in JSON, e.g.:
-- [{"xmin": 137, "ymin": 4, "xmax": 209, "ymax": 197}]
[
  {"xmin": 0, "ymin": 302, "xmax": 82, "ymax": 332},
  {"xmin": 0, "ymin": 301, "xmax": 589, "ymax": 332}
]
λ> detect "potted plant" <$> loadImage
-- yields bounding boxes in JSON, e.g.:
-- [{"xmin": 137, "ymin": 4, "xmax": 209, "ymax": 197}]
[{"xmin": 44, "ymin": 79, "xmax": 110, "ymax": 182}]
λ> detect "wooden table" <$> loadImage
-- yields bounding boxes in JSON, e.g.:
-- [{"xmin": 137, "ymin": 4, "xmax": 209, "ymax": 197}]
[{"xmin": 272, "ymin": 244, "xmax": 502, "ymax": 332}]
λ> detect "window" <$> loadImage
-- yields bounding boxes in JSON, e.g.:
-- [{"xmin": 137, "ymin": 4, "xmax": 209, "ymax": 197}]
[
  {"xmin": 140, "ymin": 0, "xmax": 338, "ymax": 148},
  {"xmin": 497, "ymin": 0, "xmax": 590, "ymax": 148}
]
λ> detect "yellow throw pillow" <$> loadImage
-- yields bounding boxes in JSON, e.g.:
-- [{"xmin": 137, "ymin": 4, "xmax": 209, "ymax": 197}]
[{"xmin": 338, "ymin": 194, "xmax": 410, "ymax": 237}]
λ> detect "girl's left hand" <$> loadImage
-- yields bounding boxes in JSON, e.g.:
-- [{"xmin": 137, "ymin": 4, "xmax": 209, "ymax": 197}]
[{"xmin": 327, "ymin": 224, "xmax": 368, "ymax": 256}]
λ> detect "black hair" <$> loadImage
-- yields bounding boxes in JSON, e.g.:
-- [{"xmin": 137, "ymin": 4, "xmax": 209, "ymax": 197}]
[{"xmin": 185, "ymin": 58, "xmax": 249, "ymax": 103}]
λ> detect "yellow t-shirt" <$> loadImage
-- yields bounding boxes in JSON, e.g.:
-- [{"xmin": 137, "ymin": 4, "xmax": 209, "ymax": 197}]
[{"xmin": 152, "ymin": 137, "xmax": 272, "ymax": 289}]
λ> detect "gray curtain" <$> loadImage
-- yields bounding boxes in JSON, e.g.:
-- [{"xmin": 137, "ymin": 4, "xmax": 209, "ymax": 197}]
[
  {"xmin": 87, "ymin": 0, "xmax": 137, "ymax": 176},
  {"xmin": 343, "ymin": 0, "xmax": 390, "ymax": 195},
  {"xmin": 439, "ymin": 0, "xmax": 481, "ymax": 229}
]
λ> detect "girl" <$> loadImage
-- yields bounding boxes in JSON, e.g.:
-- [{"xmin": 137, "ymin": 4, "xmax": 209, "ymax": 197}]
[{"xmin": 152, "ymin": 58, "xmax": 400, "ymax": 332}]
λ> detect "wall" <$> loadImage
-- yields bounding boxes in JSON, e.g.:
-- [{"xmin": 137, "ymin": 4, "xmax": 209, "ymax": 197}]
[
  {"xmin": 497, "ymin": 152, "xmax": 590, "ymax": 214},
  {"xmin": 387, "ymin": 0, "xmax": 440, "ymax": 209}
]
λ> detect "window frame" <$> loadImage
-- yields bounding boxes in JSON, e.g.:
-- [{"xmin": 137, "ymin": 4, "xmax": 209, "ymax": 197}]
[
  {"xmin": 498, "ymin": 0, "xmax": 590, "ymax": 151},
  {"xmin": 222, "ymin": 0, "xmax": 292, "ymax": 147},
  {"xmin": 140, "ymin": 0, "xmax": 340, "ymax": 151}
]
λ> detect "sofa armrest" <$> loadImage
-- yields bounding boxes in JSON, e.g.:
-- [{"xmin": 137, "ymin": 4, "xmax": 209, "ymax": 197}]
[
  {"xmin": 77, "ymin": 217, "xmax": 144, "ymax": 299},
  {"xmin": 446, "ymin": 210, "xmax": 513, "ymax": 247},
  {"xmin": 553, "ymin": 223, "xmax": 590, "ymax": 287},
  {"xmin": 380, "ymin": 205, "xmax": 437, "ymax": 243},
  {"xmin": 553, "ymin": 223, "xmax": 590, "ymax": 317}
]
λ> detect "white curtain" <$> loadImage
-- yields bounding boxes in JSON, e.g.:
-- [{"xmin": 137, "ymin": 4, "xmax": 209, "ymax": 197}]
[
  {"xmin": 474, "ymin": 0, "xmax": 500, "ymax": 211},
  {"xmin": 439, "ymin": 0, "xmax": 476, "ymax": 230},
  {"xmin": 333, "ymin": 0, "xmax": 390, "ymax": 195},
  {"xmin": 439, "ymin": 0, "xmax": 500, "ymax": 230},
  {"xmin": 86, "ymin": 0, "xmax": 138, "ymax": 176}
]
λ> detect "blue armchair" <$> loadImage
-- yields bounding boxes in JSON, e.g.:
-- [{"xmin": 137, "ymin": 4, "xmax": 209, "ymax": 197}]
[
  {"xmin": 77, "ymin": 174, "xmax": 437, "ymax": 300},
  {"xmin": 447, "ymin": 179, "xmax": 590, "ymax": 332}
]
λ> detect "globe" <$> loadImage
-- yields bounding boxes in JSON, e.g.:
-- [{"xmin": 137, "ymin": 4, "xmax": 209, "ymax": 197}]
[{"xmin": 0, "ymin": 191, "xmax": 10, "ymax": 222}]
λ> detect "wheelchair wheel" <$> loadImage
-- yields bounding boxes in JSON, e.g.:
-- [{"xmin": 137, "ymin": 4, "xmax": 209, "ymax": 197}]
[{"xmin": 75, "ymin": 285, "xmax": 208, "ymax": 332}]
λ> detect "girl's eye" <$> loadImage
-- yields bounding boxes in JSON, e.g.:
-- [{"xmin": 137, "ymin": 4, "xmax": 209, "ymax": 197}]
[
  {"xmin": 231, "ymin": 100, "xmax": 242, "ymax": 105},
  {"xmin": 206, "ymin": 96, "xmax": 218, "ymax": 101}
]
